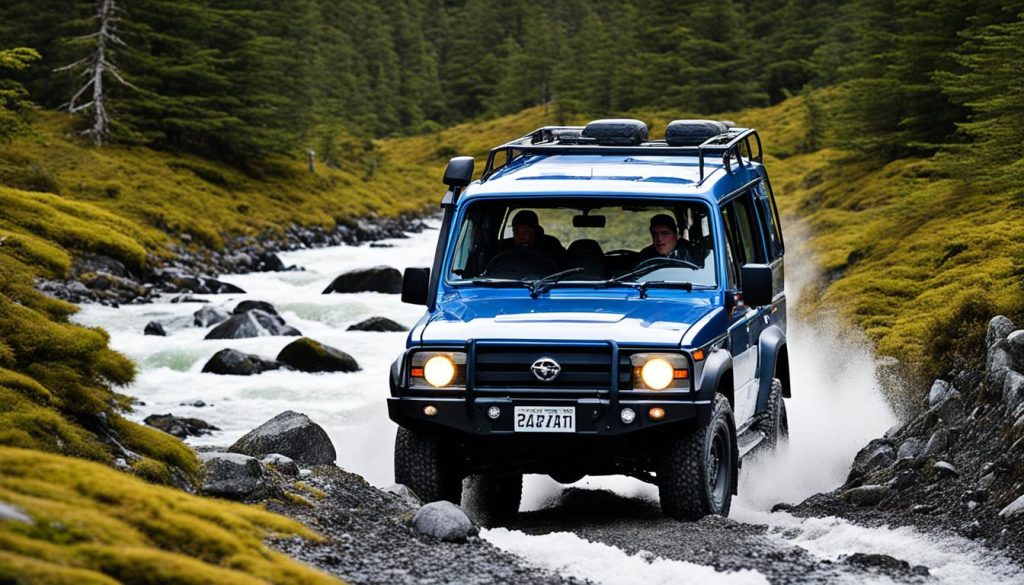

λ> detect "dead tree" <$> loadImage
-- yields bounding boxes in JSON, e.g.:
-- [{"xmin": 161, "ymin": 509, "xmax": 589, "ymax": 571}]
[{"xmin": 56, "ymin": 0, "xmax": 133, "ymax": 146}]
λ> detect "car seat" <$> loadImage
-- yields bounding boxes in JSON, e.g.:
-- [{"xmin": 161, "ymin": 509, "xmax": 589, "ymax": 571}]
[{"xmin": 567, "ymin": 239, "xmax": 608, "ymax": 280}]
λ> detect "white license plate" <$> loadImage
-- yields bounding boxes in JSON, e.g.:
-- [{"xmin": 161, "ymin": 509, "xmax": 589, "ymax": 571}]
[{"xmin": 514, "ymin": 406, "xmax": 575, "ymax": 433}]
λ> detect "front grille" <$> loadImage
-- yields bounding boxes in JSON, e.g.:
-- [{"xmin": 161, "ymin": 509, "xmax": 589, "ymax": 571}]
[{"xmin": 472, "ymin": 344, "xmax": 632, "ymax": 393}]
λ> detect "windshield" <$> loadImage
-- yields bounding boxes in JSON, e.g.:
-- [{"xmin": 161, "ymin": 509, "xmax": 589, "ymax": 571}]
[{"xmin": 447, "ymin": 198, "xmax": 718, "ymax": 288}]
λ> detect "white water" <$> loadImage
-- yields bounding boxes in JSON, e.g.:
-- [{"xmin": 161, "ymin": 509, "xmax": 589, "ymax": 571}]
[{"xmin": 74, "ymin": 224, "xmax": 1022, "ymax": 584}]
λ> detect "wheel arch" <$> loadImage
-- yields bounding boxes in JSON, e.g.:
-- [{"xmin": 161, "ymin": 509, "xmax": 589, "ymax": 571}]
[{"xmin": 755, "ymin": 325, "xmax": 790, "ymax": 414}]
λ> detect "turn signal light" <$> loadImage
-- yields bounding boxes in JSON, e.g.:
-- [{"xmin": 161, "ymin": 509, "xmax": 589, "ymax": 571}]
[
  {"xmin": 648, "ymin": 407, "xmax": 666, "ymax": 421},
  {"xmin": 692, "ymin": 349, "xmax": 705, "ymax": 361}
]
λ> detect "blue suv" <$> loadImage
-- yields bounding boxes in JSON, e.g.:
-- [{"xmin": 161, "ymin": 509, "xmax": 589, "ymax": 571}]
[{"xmin": 390, "ymin": 119, "xmax": 790, "ymax": 522}]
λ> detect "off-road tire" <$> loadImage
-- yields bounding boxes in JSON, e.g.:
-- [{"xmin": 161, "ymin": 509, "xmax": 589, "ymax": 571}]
[
  {"xmin": 394, "ymin": 427, "xmax": 462, "ymax": 504},
  {"xmin": 658, "ymin": 394, "xmax": 737, "ymax": 520},
  {"xmin": 462, "ymin": 473, "xmax": 523, "ymax": 527},
  {"xmin": 753, "ymin": 378, "xmax": 789, "ymax": 455}
]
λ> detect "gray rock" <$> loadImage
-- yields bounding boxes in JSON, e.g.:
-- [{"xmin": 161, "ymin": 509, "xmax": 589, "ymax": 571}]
[
  {"xmin": 144, "ymin": 321, "xmax": 166, "ymax": 336},
  {"xmin": 201, "ymin": 348, "xmax": 283, "ymax": 376},
  {"xmin": 170, "ymin": 294, "xmax": 208, "ymax": 304},
  {"xmin": 200, "ymin": 452, "xmax": 279, "ymax": 500},
  {"xmin": 262, "ymin": 453, "xmax": 300, "ymax": 477},
  {"xmin": 204, "ymin": 309, "xmax": 301, "ymax": 339},
  {"xmin": 924, "ymin": 428, "xmax": 950, "ymax": 457},
  {"xmin": 1006, "ymin": 330, "xmax": 1024, "ymax": 370},
  {"xmin": 927, "ymin": 380, "xmax": 959, "ymax": 408},
  {"xmin": 385, "ymin": 483, "xmax": 423, "ymax": 507},
  {"xmin": 987, "ymin": 316, "xmax": 1016, "ymax": 347},
  {"xmin": 229, "ymin": 410, "xmax": 337, "ymax": 466},
  {"xmin": 347, "ymin": 316, "xmax": 408, "ymax": 332},
  {"xmin": 932, "ymin": 461, "xmax": 959, "ymax": 477},
  {"xmin": 233, "ymin": 300, "xmax": 278, "ymax": 316},
  {"xmin": 276, "ymin": 337, "xmax": 360, "ymax": 373},
  {"xmin": 897, "ymin": 437, "xmax": 926, "ymax": 460},
  {"xmin": 203, "ymin": 277, "xmax": 246, "ymax": 294},
  {"xmin": 0, "ymin": 502, "xmax": 32, "ymax": 524},
  {"xmin": 978, "ymin": 473, "xmax": 996, "ymax": 490},
  {"xmin": 194, "ymin": 305, "xmax": 229, "ymax": 327},
  {"xmin": 842, "ymin": 484, "xmax": 889, "ymax": 506},
  {"xmin": 144, "ymin": 413, "xmax": 219, "ymax": 438},
  {"xmin": 847, "ymin": 439, "xmax": 896, "ymax": 482},
  {"xmin": 999, "ymin": 494, "xmax": 1024, "ymax": 518},
  {"xmin": 322, "ymin": 265, "xmax": 403, "ymax": 294},
  {"xmin": 1002, "ymin": 370, "xmax": 1024, "ymax": 411},
  {"xmin": 412, "ymin": 500, "xmax": 479, "ymax": 542}
]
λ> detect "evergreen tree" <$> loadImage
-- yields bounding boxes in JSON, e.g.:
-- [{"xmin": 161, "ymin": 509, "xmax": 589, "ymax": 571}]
[{"xmin": 0, "ymin": 47, "xmax": 41, "ymax": 142}]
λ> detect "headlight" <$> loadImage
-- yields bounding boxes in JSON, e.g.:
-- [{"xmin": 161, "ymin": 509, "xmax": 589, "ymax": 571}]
[
  {"xmin": 630, "ymin": 353, "xmax": 688, "ymax": 391},
  {"xmin": 410, "ymin": 351, "xmax": 466, "ymax": 389}
]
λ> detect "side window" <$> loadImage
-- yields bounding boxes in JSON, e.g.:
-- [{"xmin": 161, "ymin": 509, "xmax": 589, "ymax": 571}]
[
  {"xmin": 755, "ymin": 182, "xmax": 784, "ymax": 260},
  {"xmin": 450, "ymin": 214, "xmax": 477, "ymax": 278},
  {"xmin": 720, "ymin": 206, "xmax": 742, "ymax": 289},
  {"xmin": 721, "ymin": 192, "xmax": 766, "ymax": 287}
]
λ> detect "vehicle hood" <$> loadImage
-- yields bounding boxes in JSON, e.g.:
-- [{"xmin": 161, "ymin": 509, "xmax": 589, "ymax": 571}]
[{"xmin": 418, "ymin": 294, "xmax": 716, "ymax": 346}]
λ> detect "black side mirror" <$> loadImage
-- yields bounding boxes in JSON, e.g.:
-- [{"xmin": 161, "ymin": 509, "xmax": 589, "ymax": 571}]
[
  {"xmin": 740, "ymin": 264, "xmax": 773, "ymax": 307},
  {"xmin": 402, "ymin": 267, "xmax": 430, "ymax": 305},
  {"xmin": 443, "ymin": 156, "xmax": 474, "ymax": 188}
]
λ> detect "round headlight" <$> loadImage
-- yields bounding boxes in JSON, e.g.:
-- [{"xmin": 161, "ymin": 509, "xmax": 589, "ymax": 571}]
[
  {"xmin": 423, "ymin": 355, "xmax": 456, "ymax": 387},
  {"xmin": 641, "ymin": 358, "xmax": 674, "ymax": 390}
]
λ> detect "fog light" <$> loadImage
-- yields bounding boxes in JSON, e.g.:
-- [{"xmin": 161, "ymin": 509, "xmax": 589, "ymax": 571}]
[
  {"xmin": 487, "ymin": 406, "xmax": 501, "ymax": 420},
  {"xmin": 620, "ymin": 407, "xmax": 636, "ymax": 425},
  {"xmin": 648, "ymin": 407, "xmax": 666, "ymax": 421},
  {"xmin": 423, "ymin": 405, "xmax": 438, "ymax": 417}
]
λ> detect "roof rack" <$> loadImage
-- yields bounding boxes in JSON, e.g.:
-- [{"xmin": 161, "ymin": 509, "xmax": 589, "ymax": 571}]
[{"xmin": 481, "ymin": 124, "xmax": 763, "ymax": 185}]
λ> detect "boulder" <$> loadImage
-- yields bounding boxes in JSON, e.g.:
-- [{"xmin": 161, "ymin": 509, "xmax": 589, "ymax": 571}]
[
  {"xmin": 144, "ymin": 413, "xmax": 219, "ymax": 438},
  {"xmin": 927, "ymin": 380, "xmax": 959, "ymax": 408},
  {"xmin": 194, "ymin": 306, "xmax": 229, "ymax": 327},
  {"xmin": 347, "ymin": 316, "xmax": 408, "ymax": 332},
  {"xmin": 999, "ymin": 494, "xmax": 1024, "ymax": 518},
  {"xmin": 276, "ymin": 338, "xmax": 360, "ymax": 373},
  {"xmin": 170, "ymin": 294, "xmax": 208, "ymax": 304},
  {"xmin": 255, "ymin": 251, "xmax": 286, "ymax": 272},
  {"xmin": 322, "ymin": 265, "xmax": 402, "ymax": 294},
  {"xmin": 924, "ymin": 428, "xmax": 951, "ymax": 457},
  {"xmin": 986, "ymin": 315, "xmax": 1016, "ymax": 348},
  {"xmin": 262, "ymin": 453, "xmax": 300, "ymax": 477},
  {"xmin": 200, "ymin": 453, "xmax": 280, "ymax": 500},
  {"xmin": 932, "ymin": 461, "xmax": 959, "ymax": 478},
  {"xmin": 1006, "ymin": 330, "xmax": 1024, "ymax": 370},
  {"xmin": 412, "ymin": 501, "xmax": 478, "ymax": 542},
  {"xmin": 897, "ymin": 437, "xmax": 926, "ymax": 460},
  {"xmin": 229, "ymin": 410, "xmax": 337, "ymax": 466},
  {"xmin": 201, "ymin": 349, "xmax": 283, "ymax": 376},
  {"xmin": 1002, "ymin": 370, "xmax": 1024, "ymax": 411},
  {"xmin": 847, "ymin": 439, "xmax": 896, "ymax": 482},
  {"xmin": 204, "ymin": 310, "xmax": 301, "ymax": 339},
  {"xmin": 203, "ymin": 277, "xmax": 246, "ymax": 294},
  {"xmin": 842, "ymin": 484, "xmax": 889, "ymax": 506},
  {"xmin": 233, "ymin": 300, "xmax": 278, "ymax": 316},
  {"xmin": 144, "ymin": 321, "xmax": 166, "ymax": 336},
  {"xmin": 843, "ymin": 553, "xmax": 929, "ymax": 578}
]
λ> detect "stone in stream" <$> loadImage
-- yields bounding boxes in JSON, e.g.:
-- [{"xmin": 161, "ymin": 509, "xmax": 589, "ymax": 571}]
[
  {"xmin": 144, "ymin": 413, "xmax": 220, "ymax": 438},
  {"xmin": 843, "ymin": 553, "xmax": 930, "ymax": 578},
  {"xmin": 276, "ymin": 337, "xmax": 360, "ymax": 373},
  {"xmin": 322, "ymin": 265, "xmax": 403, "ymax": 294},
  {"xmin": 201, "ymin": 348, "xmax": 283, "ymax": 375},
  {"xmin": 199, "ymin": 452, "xmax": 281, "ymax": 501},
  {"xmin": 143, "ymin": 320, "xmax": 166, "ymax": 336},
  {"xmin": 193, "ymin": 305, "xmax": 230, "ymax": 327},
  {"xmin": 204, "ymin": 309, "xmax": 301, "ymax": 339},
  {"xmin": 233, "ymin": 300, "xmax": 278, "ymax": 315},
  {"xmin": 203, "ymin": 277, "xmax": 246, "ymax": 294},
  {"xmin": 229, "ymin": 410, "xmax": 337, "ymax": 466},
  {"xmin": 412, "ymin": 501, "xmax": 479, "ymax": 542},
  {"xmin": 347, "ymin": 316, "xmax": 408, "ymax": 332}
]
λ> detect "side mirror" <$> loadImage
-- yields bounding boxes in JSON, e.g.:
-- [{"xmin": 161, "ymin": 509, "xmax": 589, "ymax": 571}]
[
  {"xmin": 443, "ymin": 156, "xmax": 474, "ymax": 188},
  {"xmin": 740, "ymin": 264, "xmax": 773, "ymax": 307},
  {"xmin": 402, "ymin": 267, "xmax": 430, "ymax": 305}
]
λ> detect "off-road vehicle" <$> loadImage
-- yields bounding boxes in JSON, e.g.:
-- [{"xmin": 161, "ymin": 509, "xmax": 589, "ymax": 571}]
[{"xmin": 389, "ymin": 119, "xmax": 790, "ymax": 522}]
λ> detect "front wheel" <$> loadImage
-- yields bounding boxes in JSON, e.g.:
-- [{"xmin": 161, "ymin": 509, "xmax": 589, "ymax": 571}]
[
  {"xmin": 394, "ymin": 427, "xmax": 462, "ymax": 504},
  {"xmin": 462, "ymin": 473, "xmax": 523, "ymax": 527},
  {"xmin": 658, "ymin": 394, "xmax": 737, "ymax": 520}
]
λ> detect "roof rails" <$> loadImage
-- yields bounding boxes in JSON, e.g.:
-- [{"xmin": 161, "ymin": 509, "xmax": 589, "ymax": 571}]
[{"xmin": 481, "ymin": 119, "xmax": 763, "ymax": 185}]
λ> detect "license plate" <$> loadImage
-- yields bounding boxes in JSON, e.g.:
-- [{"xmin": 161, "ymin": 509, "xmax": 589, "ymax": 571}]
[{"xmin": 514, "ymin": 406, "xmax": 575, "ymax": 433}]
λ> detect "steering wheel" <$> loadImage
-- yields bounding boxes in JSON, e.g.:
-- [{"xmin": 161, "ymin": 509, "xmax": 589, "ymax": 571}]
[
  {"xmin": 483, "ymin": 248, "xmax": 558, "ymax": 278},
  {"xmin": 633, "ymin": 256, "xmax": 700, "ymax": 272},
  {"xmin": 605, "ymin": 248, "xmax": 637, "ymax": 257}
]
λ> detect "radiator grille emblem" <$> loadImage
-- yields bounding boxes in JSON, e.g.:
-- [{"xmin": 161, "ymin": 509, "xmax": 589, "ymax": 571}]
[{"xmin": 531, "ymin": 357, "xmax": 561, "ymax": 382}]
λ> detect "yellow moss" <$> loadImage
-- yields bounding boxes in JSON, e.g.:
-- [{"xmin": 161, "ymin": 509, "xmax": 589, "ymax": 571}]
[
  {"xmin": 293, "ymin": 482, "xmax": 327, "ymax": 501},
  {"xmin": 0, "ymin": 550, "xmax": 120, "ymax": 585}
]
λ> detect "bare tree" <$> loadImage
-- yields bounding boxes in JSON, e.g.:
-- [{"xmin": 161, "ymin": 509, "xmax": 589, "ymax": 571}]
[{"xmin": 56, "ymin": 0, "xmax": 133, "ymax": 146}]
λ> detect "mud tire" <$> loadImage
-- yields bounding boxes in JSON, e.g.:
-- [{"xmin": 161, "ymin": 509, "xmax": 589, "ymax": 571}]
[
  {"xmin": 753, "ymin": 378, "xmax": 789, "ymax": 454},
  {"xmin": 463, "ymin": 473, "xmax": 523, "ymax": 527},
  {"xmin": 394, "ymin": 427, "xmax": 462, "ymax": 504},
  {"xmin": 658, "ymin": 394, "xmax": 737, "ymax": 520}
]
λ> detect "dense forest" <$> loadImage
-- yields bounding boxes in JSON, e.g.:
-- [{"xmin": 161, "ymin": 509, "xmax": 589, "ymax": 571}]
[{"xmin": 0, "ymin": 0, "xmax": 1020, "ymax": 190}]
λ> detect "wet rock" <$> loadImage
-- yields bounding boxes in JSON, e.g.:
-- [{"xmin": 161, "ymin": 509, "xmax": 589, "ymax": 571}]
[
  {"xmin": 842, "ymin": 484, "xmax": 889, "ymax": 506},
  {"xmin": 276, "ymin": 337, "xmax": 360, "ymax": 373},
  {"xmin": 1006, "ymin": 330, "xmax": 1024, "ymax": 369},
  {"xmin": 932, "ymin": 461, "xmax": 959, "ymax": 478},
  {"xmin": 181, "ymin": 400, "xmax": 207, "ymax": 408},
  {"xmin": 170, "ymin": 294, "xmax": 208, "ymax": 303},
  {"xmin": 927, "ymin": 379, "xmax": 959, "ymax": 408},
  {"xmin": 229, "ymin": 410, "xmax": 337, "ymax": 466},
  {"xmin": 204, "ymin": 310, "xmax": 301, "ymax": 339},
  {"xmin": 200, "ymin": 452, "xmax": 280, "ymax": 501},
  {"xmin": 201, "ymin": 349, "xmax": 283, "ymax": 376},
  {"xmin": 999, "ymin": 495, "xmax": 1024, "ymax": 518},
  {"xmin": 203, "ymin": 277, "xmax": 246, "ymax": 294},
  {"xmin": 255, "ymin": 251, "xmax": 286, "ymax": 272},
  {"xmin": 960, "ymin": 520, "xmax": 982, "ymax": 539},
  {"xmin": 322, "ymin": 265, "xmax": 403, "ymax": 294},
  {"xmin": 144, "ymin": 413, "xmax": 220, "ymax": 438},
  {"xmin": 193, "ymin": 305, "xmax": 229, "ymax": 327},
  {"xmin": 847, "ymin": 439, "xmax": 896, "ymax": 482},
  {"xmin": 0, "ymin": 502, "xmax": 32, "ymax": 524},
  {"xmin": 987, "ymin": 315, "xmax": 1016, "ymax": 347},
  {"xmin": 911, "ymin": 504, "xmax": 936, "ymax": 514},
  {"xmin": 1002, "ymin": 370, "xmax": 1024, "ymax": 411},
  {"xmin": 412, "ymin": 501, "xmax": 478, "ymax": 542},
  {"xmin": 262, "ymin": 454, "xmax": 300, "ymax": 477},
  {"xmin": 897, "ymin": 437, "xmax": 926, "ymax": 460},
  {"xmin": 233, "ymin": 300, "xmax": 278, "ymax": 315},
  {"xmin": 924, "ymin": 428, "xmax": 951, "ymax": 457},
  {"xmin": 385, "ymin": 483, "xmax": 423, "ymax": 507},
  {"xmin": 978, "ymin": 472, "xmax": 996, "ymax": 490},
  {"xmin": 843, "ymin": 553, "xmax": 929, "ymax": 577},
  {"xmin": 144, "ymin": 321, "xmax": 166, "ymax": 336},
  {"xmin": 347, "ymin": 316, "xmax": 408, "ymax": 332}
]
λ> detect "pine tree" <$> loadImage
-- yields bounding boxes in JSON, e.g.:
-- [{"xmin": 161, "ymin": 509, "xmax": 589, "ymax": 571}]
[{"xmin": 0, "ymin": 47, "xmax": 41, "ymax": 142}]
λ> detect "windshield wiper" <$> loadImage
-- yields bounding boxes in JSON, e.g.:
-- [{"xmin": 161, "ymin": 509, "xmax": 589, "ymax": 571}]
[
  {"xmin": 528, "ymin": 267, "xmax": 585, "ymax": 298},
  {"xmin": 602, "ymin": 257, "xmax": 682, "ymax": 286},
  {"xmin": 635, "ymin": 280, "xmax": 694, "ymax": 299},
  {"xmin": 470, "ymin": 277, "xmax": 529, "ymax": 287}
]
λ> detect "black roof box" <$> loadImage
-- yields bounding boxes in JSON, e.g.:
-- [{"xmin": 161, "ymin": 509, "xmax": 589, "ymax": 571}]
[
  {"xmin": 665, "ymin": 119, "xmax": 729, "ymax": 146},
  {"xmin": 582, "ymin": 119, "xmax": 649, "ymax": 146}
]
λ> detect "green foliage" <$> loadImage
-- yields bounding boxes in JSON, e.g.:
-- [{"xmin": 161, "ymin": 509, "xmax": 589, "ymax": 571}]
[{"xmin": 0, "ymin": 46, "xmax": 40, "ymax": 142}]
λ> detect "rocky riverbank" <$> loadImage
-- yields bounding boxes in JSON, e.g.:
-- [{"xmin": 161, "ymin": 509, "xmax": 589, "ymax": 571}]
[
  {"xmin": 38, "ymin": 214, "xmax": 431, "ymax": 306},
  {"xmin": 789, "ymin": 315, "xmax": 1024, "ymax": 564}
]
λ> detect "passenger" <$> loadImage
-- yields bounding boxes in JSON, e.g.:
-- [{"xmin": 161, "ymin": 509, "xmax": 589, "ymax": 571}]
[
  {"xmin": 501, "ymin": 210, "xmax": 567, "ymax": 266},
  {"xmin": 638, "ymin": 213, "xmax": 699, "ymax": 264}
]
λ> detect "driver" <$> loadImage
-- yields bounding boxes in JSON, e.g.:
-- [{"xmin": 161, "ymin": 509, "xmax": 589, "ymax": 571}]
[
  {"xmin": 501, "ymin": 210, "xmax": 566, "ymax": 266},
  {"xmin": 638, "ymin": 213, "xmax": 699, "ymax": 264}
]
